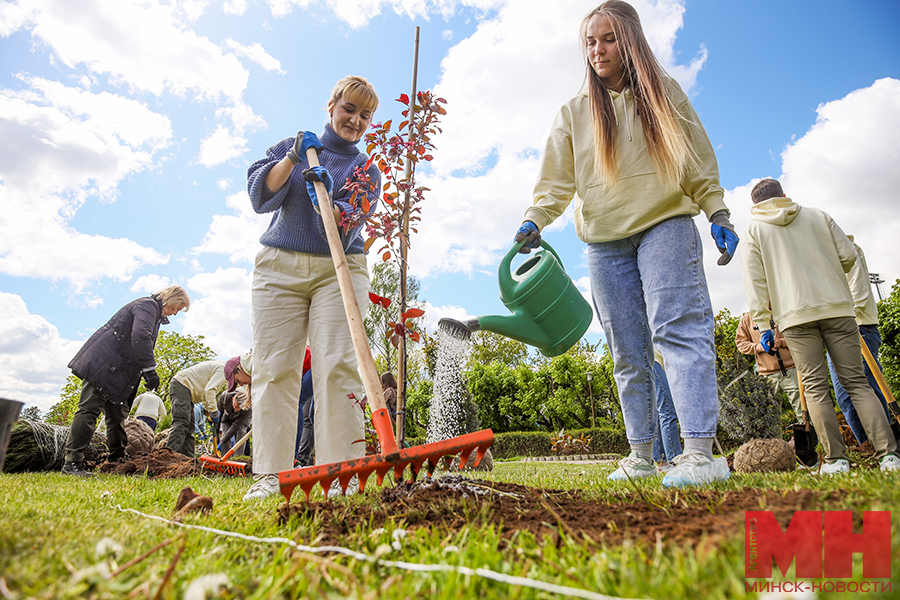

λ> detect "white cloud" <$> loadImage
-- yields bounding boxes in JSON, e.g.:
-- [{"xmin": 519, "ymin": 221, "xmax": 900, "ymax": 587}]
[
  {"xmin": 9, "ymin": 0, "xmax": 249, "ymax": 102},
  {"xmin": 224, "ymin": 0, "xmax": 248, "ymax": 16},
  {"xmin": 265, "ymin": 0, "xmax": 502, "ymax": 28},
  {"xmin": 194, "ymin": 191, "xmax": 272, "ymax": 263},
  {"xmin": 0, "ymin": 78, "xmax": 171, "ymax": 289},
  {"xmin": 0, "ymin": 293, "xmax": 84, "ymax": 414},
  {"xmin": 130, "ymin": 274, "xmax": 172, "ymax": 294},
  {"xmin": 181, "ymin": 268, "xmax": 254, "ymax": 358},
  {"xmin": 198, "ymin": 125, "xmax": 249, "ymax": 167},
  {"xmin": 226, "ymin": 38, "xmax": 286, "ymax": 74}
]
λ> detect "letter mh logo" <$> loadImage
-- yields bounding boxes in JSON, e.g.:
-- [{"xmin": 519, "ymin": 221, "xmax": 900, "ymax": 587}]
[{"xmin": 745, "ymin": 511, "xmax": 891, "ymax": 579}]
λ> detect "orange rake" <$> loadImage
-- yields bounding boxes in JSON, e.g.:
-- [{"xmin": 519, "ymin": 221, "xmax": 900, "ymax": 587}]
[
  {"xmin": 199, "ymin": 429, "xmax": 252, "ymax": 476},
  {"xmin": 278, "ymin": 147, "xmax": 495, "ymax": 503}
]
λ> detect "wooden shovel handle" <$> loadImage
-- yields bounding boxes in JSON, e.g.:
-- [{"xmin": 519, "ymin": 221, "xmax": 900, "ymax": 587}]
[
  {"xmin": 859, "ymin": 333, "xmax": 900, "ymax": 425},
  {"xmin": 305, "ymin": 148, "xmax": 400, "ymax": 457},
  {"xmin": 797, "ymin": 370, "xmax": 812, "ymax": 432}
]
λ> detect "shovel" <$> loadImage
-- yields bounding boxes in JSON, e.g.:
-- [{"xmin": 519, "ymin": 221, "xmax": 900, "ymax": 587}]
[
  {"xmin": 791, "ymin": 371, "xmax": 819, "ymax": 468},
  {"xmin": 199, "ymin": 428, "xmax": 252, "ymax": 476},
  {"xmin": 277, "ymin": 147, "xmax": 494, "ymax": 503}
]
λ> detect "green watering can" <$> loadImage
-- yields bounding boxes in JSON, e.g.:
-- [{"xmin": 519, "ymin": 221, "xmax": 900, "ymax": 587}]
[{"xmin": 439, "ymin": 239, "xmax": 594, "ymax": 357}]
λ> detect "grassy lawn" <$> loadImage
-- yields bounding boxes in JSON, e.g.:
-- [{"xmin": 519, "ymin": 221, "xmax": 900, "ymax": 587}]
[{"xmin": 1, "ymin": 461, "xmax": 898, "ymax": 599}]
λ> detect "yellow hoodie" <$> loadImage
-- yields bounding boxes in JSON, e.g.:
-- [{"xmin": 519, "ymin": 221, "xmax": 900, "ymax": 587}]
[
  {"xmin": 524, "ymin": 78, "xmax": 727, "ymax": 242},
  {"xmin": 740, "ymin": 197, "xmax": 858, "ymax": 332}
]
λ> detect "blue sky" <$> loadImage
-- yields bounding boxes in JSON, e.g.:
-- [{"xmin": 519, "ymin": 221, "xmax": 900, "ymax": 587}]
[{"xmin": 2, "ymin": 0, "xmax": 899, "ymax": 414}]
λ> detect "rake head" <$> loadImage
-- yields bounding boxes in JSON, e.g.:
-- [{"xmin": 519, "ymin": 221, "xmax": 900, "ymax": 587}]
[
  {"xmin": 278, "ymin": 429, "xmax": 495, "ymax": 503},
  {"xmin": 198, "ymin": 455, "xmax": 249, "ymax": 476}
]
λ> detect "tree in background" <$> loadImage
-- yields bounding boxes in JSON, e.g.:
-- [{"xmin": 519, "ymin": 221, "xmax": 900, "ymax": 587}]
[
  {"xmin": 364, "ymin": 261, "xmax": 424, "ymax": 374},
  {"xmin": 44, "ymin": 331, "xmax": 216, "ymax": 426},
  {"xmin": 467, "ymin": 331, "xmax": 530, "ymax": 369},
  {"xmin": 20, "ymin": 406, "xmax": 41, "ymax": 421},
  {"xmin": 877, "ymin": 279, "xmax": 900, "ymax": 395},
  {"xmin": 713, "ymin": 308, "xmax": 783, "ymax": 446}
]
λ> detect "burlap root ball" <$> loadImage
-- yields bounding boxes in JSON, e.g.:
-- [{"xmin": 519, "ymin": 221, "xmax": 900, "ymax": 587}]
[
  {"xmin": 733, "ymin": 438, "xmax": 796, "ymax": 473},
  {"xmin": 124, "ymin": 417, "xmax": 155, "ymax": 456},
  {"xmin": 444, "ymin": 447, "xmax": 494, "ymax": 472},
  {"xmin": 154, "ymin": 428, "xmax": 171, "ymax": 450}
]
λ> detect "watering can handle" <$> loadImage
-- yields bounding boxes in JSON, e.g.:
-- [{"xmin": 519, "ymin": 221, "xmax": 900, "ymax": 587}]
[{"xmin": 500, "ymin": 239, "xmax": 564, "ymax": 291}]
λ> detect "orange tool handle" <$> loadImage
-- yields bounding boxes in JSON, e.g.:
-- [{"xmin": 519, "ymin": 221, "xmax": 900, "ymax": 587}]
[
  {"xmin": 218, "ymin": 428, "xmax": 253, "ymax": 462},
  {"xmin": 860, "ymin": 333, "xmax": 900, "ymax": 425}
]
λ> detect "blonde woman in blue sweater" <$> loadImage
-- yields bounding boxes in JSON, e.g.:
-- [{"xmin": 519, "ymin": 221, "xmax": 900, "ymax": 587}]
[
  {"xmin": 516, "ymin": 1, "xmax": 738, "ymax": 487},
  {"xmin": 243, "ymin": 76, "xmax": 380, "ymax": 500}
]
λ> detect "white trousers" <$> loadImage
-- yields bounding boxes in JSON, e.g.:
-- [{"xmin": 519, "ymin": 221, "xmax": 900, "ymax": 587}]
[{"xmin": 250, "ymin": 245, "xmax": 369, "ymax": 474}]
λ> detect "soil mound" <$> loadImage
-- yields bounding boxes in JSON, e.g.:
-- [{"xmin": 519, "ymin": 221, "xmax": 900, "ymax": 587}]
[
  {"xmin": 96, "ymin": 448, "xmax": 201, "ymax": 478},
  {"xmin": 278, "ymin": 474, "xmax": 844, "ymax": 548}
]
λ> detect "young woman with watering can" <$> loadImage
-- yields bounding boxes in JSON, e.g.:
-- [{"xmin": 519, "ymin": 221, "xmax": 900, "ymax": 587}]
[{"xmin": 515, "ymin": 1, "xmax": 738, "ymax": 487}]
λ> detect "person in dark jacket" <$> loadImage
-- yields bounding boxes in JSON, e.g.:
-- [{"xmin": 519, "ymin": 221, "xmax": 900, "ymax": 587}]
[
  {"xmin": 62, "ymin": 285, "xmax": 190, "ymax": 476},
  {"xmin": 217, "ymin": 386, "xmax": 252, "ymax": 455}
]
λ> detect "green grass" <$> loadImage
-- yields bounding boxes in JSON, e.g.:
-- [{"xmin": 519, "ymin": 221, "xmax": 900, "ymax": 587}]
[{"xmin": 2, "ymin": 463, "xmax": 899, "ymax": 599}]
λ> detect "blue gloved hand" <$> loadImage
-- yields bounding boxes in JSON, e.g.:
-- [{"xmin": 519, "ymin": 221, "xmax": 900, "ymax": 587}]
[
  {"xmin": 710, "ymin": 211, "xmax": 739, "ymax": 266},
  {"xmin": 287, "ymin": 131, "xmax": 323, "ymax": 165},
  {"xmin": 209, "ymin": 411, "xmax": 221, "ymax": 424},
  {"xmin": 514, "ymin": 221, "xmax": 541, "ymax": 254},
  {"xmin": 760, "ymin": 330, "xmax": 775, "ymax": 355},
  {"xmin": 303, "ymin": 166, "xmax": 334, "ymax": 214}
]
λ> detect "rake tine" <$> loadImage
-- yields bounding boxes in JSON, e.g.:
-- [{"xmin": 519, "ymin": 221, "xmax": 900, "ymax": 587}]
[{"xmin": 457, "ymin": 448, "xmax": 473, "ymax": 470}]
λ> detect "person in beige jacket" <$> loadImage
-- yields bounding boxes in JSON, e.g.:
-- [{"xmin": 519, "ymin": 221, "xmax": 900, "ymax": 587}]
[
  {"xmin": 826, "ymin": 237, "xmax": 894, "ymax": 443},
  {"xmin": 739, "ymin": 178, "xmax": 899, "ymax": 473},
  {"xmin": 131, "ymin": 391, "xmax": 167, "ymax": 431},
  {"xmin": 735, "ymin": 311, "xmax": 802, "ymax": 418},
  {"xmin": 166, "ymin": 360, "xmax": 227, "ymax": 457}
]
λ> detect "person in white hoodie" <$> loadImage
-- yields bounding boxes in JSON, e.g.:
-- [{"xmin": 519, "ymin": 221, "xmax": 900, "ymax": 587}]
[
  {"xmin": 739, "ymin": 178, "xmax": 899, "ymax": 473},
  {"xmin": 515, "ymin": 1, "xmax": 737, "ymax": 487},
  {"xmin": 132, "ymin": 391, "xmax": 167, "ymax": 431}
]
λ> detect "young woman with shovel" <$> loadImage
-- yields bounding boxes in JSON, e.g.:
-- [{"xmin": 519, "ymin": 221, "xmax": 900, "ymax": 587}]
[{"xmin": 515, "ymin": 1, "xmax": 738, "ymax": 487}]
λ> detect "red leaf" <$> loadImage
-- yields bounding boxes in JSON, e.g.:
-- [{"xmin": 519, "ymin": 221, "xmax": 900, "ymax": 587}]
[
  {"xmin": 363, "ymin": 237, "xmax": 375, "ymax": 253},
  {"xmin": 383, "ymin": 119, "xmax": 392, "ymax": 130},
  {"xmin": 382, "ymin": 251, "xmax": 391, "ymax": 261},
  {"xmin": 409, "ymin": 330, "xmax": 420, "ymax": 343},
  {"xmin": 391, "ymin": 333, "xmax": 402, "ymax": 349},
  {"xmin": 398, "ymin": 94, "xmax": 409, "ymax": 105},
  {"xmin": 361, "ymin": 197, "xmax": 370, "ymax": 213},
  {"xmin": 402, "ymin": 308, "xmax": 425, "ymax": 319},
  {"xmin": 424, "ymin": 155, "xmax": 433, "ymax": 161},
  {"xmin": 369, "ymin": 292, "xmax": 392, "ymax": 308},
  {"xmin": 364, "ymin": 156, "xmax": 374, "ymax": 171}
]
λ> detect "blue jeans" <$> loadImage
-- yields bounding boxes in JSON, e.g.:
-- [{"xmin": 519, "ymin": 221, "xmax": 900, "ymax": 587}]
[
  {"xmin": 652, "ymin": 361, "xmax": 682, "ymax": 462},
  {"xmin": 587, "ymin": 216, "xmax": 719, "ymax": 444},
  {"xmin": 827, "ymin": 324, "xmax": 891, "ymax": 444},
  {"xmin": 295, "ymin": 370, "xmax": 315, "ymax": 461}
]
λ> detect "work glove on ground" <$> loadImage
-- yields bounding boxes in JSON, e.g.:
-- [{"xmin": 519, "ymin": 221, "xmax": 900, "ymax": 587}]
[
  {"xmin": 287, "ymin": 131, "xmax": 323, "ymax": 165},
  {"xmin": 142, "ymin": 369, "xmax": 160, "ymax": 391},
  {"xmin": 760, "ymin": 330, "xmax": 775, "ymax": 355},
  {"xmin": 514, "ymin": 221, "xmax": 541, "ymax": 254},
  {"xmin": 710, "ymin": 211, "xmax": 739, "ymax": 266},
  {"xmin": 303, "ymin": 166, "xmax": 334, "ymax": 215}
]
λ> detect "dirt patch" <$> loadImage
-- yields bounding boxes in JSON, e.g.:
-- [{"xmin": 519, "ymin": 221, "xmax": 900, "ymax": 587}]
[{"xmin": 278, "ymin": 475, "xmax": 846, "ymax": 548}]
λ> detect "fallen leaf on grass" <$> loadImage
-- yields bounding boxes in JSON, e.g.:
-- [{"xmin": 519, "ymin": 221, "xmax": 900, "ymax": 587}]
[{"xmin": 173, "ymin": 486, "xmax": 213, "ymax": 521}]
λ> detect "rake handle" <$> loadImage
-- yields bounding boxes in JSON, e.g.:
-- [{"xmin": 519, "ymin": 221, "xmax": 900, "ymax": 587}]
[
  {"xmin": 219, "ymin": 428, "xmax": 252, "ymax": 463},
  {"xmin": 306, "ymin": 147, "xmax": 400, "ymax": 458}
]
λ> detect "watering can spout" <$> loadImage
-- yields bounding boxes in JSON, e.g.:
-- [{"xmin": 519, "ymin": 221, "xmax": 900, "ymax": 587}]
[{"xmin": 438, "ymin": 315, "xmax": 550, "ymax": 348}]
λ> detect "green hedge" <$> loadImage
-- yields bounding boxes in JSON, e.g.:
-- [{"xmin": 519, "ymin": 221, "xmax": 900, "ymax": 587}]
[{"xmin": 405, "ymin": 427, "xmax": 628, "ymax": 460}]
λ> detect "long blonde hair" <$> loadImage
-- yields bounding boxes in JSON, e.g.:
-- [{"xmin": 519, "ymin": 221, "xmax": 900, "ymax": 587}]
[{"xmin": 581, "ymin": 1, "xmax": 696, "ymax": 188}]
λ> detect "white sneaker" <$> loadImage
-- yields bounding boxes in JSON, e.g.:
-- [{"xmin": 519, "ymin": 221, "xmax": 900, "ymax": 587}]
[
  {"xmin": 242, "ymin": 474, "xmax": 280, "ymax": 501},
  {"xmin": 656, "ymin": 461, "xmax": 673, "ymax": 474},
  {"xmin": 661, "ymin": 452, "xmax": 730, "ymax": 488},
  {"xmin": 608, "ymin": 454, "xmax": 657, "ymax": 481},
  {"xmin": 819, "ymin": 459, "xmax": 850, "ymax": 475},
  {"xmin": 880, "ymin": 455, "xmax": 900, "ymax": 471},
  {"xmin": 326, "ymin": 476, "xmax": 359, "ymax": 498}
]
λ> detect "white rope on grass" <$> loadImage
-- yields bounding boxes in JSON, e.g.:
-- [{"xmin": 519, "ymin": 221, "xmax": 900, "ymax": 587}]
[{"xmin": 112, "ymin": 504, "xmax": 647, "ymax": 600}]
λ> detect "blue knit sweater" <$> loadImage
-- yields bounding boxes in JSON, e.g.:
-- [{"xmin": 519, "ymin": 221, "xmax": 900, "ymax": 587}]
[{"xmin": 247, "ymin": 125, "xmax": 380, "ymax": 255}]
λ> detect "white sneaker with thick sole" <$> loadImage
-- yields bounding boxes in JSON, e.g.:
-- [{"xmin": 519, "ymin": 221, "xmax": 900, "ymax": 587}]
[
  {"xmin": 608, "ymin": 455, "xmax": 657, "ymax": 481},
  {"xmin": 661, "ymin": 452, "xmax": 730, "ymax": 488},
  {"xmin": 327, "ymin": 476, "xmax": 359, "ymax": 498},
  {"xmin": 819, "ymin": 459, "xmax": 850, "ymax": 475},
  {"xmin": 879, "ymin": 455, "xmax": 900, "ymax": 471},
  {"xmin": 242, "ymin": 474, "xmax": 280, "ymax": 501}
]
